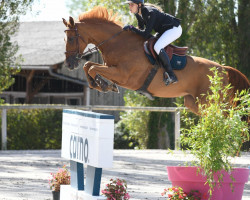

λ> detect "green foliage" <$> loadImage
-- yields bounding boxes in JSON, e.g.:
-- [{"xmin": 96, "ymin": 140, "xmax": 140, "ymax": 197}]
[
  {"xmin": 67, "ymin": 0, "xmax": 132, "ymax": 24},
  {"xmin": 119, "ymin": 90, "xmax": 151, "ymax": 148},
  {"xmin": 0, "ymin": 0, "xmax": 34, "ymax": 93},
  {"xmin": 238, "ymin": 0, "xmax": 250, "ymax": 78},
  {"xmin": 0, "ymin": 108, "xmax": 143, "ymax": 150},
  {"xmin": 118, "ymin": 90, "xmax": 175, "ymax": 149},
  {"xmin": 0, "ymin": 109, "xmax": 62, "ymax": 150},
  {"xmin": 114, "ymin": 120, "xmax": 139, "ymax": 149},
  {"xmin": 181, "ymin": 67, "xmax": 249, "ymax": 195},
  {"xmin": 147, "ymin": 98, "xmax": 175, "ymax": 149},
  {"xmin": 188, "ymin": 0, "xmax": 238, "ymax": 67}
]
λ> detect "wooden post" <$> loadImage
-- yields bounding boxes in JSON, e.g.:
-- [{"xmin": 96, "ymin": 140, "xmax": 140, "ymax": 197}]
[
  {"xmin": 26, "ymin": 70, "xmax": 35, "ymax": 103},
  {"xmin": 175, "ymin": 109, "xmax": 181, "ymax": 150},
  {"xmin": 1, "ymin": 109, "xmax": 7, "ymax": 150}
]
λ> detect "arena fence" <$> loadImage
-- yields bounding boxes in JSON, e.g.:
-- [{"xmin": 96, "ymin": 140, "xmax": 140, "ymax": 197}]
[{"xmin": 0, "ymin": 105, "xmax": 185, "ymax": 150}]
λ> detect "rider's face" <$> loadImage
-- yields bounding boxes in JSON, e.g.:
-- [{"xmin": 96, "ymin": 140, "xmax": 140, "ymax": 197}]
[{"xmin": 129, "ymin": 3, "xmax": 138, "ymax": 14}]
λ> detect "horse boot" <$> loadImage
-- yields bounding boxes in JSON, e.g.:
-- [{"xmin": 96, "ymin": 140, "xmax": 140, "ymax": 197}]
[
  {"xmin": 108, "ymin": 83, "xmax": 119, "ymax": 93},
  {"xmin": 159, "ymin": 49, "xmax": 178, "ymax": 86},
  {"xmin": 95, "ymin": 74, "xmax": 119, "ymax": 93},
  {"xmin": 94, "ymin": 74, "xmax": 109, "ymax": 92}
]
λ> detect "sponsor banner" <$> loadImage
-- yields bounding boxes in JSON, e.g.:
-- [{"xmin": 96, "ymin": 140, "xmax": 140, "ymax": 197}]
[{"xmin": 62, "ymin": 109, "xmax": 114, "ymax": 168}]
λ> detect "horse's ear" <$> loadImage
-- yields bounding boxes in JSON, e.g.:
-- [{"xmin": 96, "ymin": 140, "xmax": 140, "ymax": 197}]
[
  {"xmin": 62, "ymin": 18, "xmax": 68, "ymax": 27},
  {"xmin": 69, "ymin": 16, "xmax": 75, "ymax": 28}
]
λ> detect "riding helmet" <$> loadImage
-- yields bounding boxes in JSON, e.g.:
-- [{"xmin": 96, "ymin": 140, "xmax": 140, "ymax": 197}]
[{"xmin": 124, "ymin": 0, "xmax": 144, "ymax": 4}]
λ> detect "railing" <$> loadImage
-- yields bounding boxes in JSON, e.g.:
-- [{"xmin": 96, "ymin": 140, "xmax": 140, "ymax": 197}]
[{"xmin": 0, "ymin": 105, "xmax": 185, "ymax": 150}]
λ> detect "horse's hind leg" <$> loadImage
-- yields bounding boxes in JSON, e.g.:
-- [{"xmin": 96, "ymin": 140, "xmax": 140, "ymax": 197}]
[{"xmin": 184, "ymin": 95, "xmax": 198, "ymax": 114}]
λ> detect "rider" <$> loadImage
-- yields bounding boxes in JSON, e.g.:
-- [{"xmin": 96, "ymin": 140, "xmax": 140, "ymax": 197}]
[{"xmin": 123, "ymin": 0, "xmax": 182, "ymax": 85}]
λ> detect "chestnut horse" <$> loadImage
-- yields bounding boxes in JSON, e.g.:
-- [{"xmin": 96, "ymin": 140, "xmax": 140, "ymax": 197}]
[{"xmin": 62, "ymin": 6, "xmax": 249, "ymax": 114}]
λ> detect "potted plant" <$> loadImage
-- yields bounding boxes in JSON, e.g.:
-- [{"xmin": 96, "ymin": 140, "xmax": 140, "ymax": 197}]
[
  {"xmin": 167, "ymin": 68, "xmax": 249, "ymax": 200},
  {"xmin": 49, "ymin": 165, "xmax": 71, "ymax": 200},
  {"xmin": 101, "ymin": 178, "xmax": 130, "ymax": 200}
]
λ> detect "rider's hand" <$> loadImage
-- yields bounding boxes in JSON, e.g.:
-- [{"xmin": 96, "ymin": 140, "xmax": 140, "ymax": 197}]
[{"xmin": 123, "ymin": 25, "xmax": 134, "ymax": 31}]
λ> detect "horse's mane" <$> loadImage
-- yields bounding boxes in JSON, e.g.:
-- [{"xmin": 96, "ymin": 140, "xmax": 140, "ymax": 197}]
[{"xmin": 78, "ymin": 6, "xmax": 123, "ymax": 27}]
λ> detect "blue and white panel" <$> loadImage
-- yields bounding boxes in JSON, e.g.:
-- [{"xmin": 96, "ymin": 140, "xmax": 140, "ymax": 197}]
[{"xmin": 61, "ymin": 109, "xmax": 114, "ymax": 168}]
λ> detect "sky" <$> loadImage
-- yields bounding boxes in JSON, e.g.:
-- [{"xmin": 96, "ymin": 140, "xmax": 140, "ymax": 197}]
[{"xmin": 20, "ymin": 0, "xmax": 72, "ymax": 22}]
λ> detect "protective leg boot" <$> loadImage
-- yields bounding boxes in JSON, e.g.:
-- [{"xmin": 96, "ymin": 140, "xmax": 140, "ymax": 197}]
[{"xmin": 158, "ymin": 49, "xmax": 178, "ymax": 85}]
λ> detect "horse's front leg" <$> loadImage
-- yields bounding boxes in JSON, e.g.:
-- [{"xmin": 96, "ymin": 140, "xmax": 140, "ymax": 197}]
[
  {"xmin": 83, "ymin": 61, "xmax": 104, "ymax": 92},
  {"xmin": 88, "ymin": 65, "xmax": 127, "ymax": 93}
]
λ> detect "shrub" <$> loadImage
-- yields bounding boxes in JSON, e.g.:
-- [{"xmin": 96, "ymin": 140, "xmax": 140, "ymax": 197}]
[{"xmin": 0, "ymin": 109, "xmax": 62, "ymax": 149}]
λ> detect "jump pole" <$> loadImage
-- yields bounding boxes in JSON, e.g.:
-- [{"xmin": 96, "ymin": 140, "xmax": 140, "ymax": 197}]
[{"xmin": 60, "ymin": 109, "xmax": 114, "ymax": 200}]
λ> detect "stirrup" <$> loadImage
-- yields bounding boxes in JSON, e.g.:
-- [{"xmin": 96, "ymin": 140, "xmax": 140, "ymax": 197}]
[
  {"xmin": 136, "ymin": 90, "xmax": 155, "ymax": 100},
  {"xmin": 163, "ymin": 72, "xmax": 178, "ymax": 86}
]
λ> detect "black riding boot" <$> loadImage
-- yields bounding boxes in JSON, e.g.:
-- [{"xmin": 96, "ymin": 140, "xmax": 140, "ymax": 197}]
[{"xmin": 159, "ymin": 49, "xmax": 178, "ymax": 85}]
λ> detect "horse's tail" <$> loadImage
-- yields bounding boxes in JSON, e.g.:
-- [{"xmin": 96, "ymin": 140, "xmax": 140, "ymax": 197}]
[
  {"xmin": 224, "ymin": 66, "xmax": 250, "ymax": 93},
  {"xmin": 224, "ymin": 66, "xmax": 249, "ymax": 105},
  {"xmin": 224, "ymin": 66, "xmax": 250, "ymax": 151}
]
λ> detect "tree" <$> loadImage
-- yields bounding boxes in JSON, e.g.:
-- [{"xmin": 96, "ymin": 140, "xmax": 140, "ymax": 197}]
[
  {"xmin": 67, "ymin": 0, "xmax": 132, "ymax": 22},
  {"xmin": 0, "ymin": 0, "xmax": 34, "ymax": 94},
  {"xmin": 187, "ymin": 0, "xmax": 249, "ymax": 79},
  {"xmin": 238, "ymin": 0, "xmax": 250, "ymax": 78}
]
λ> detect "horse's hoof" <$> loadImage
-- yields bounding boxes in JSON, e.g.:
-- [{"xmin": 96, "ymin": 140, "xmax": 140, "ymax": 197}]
[{"xmin": 111, "ymin": 84, "xmax": 119, "ymax": 93}]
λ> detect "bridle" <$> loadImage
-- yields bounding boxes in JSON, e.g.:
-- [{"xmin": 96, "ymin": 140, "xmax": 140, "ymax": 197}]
[
  {"xmin": 64, "ymin": 25, "xmax": 87, "ymax": 59},
  {"xmin": 64, "ymin": 24, "xmax": 123, "ymax": 59}
]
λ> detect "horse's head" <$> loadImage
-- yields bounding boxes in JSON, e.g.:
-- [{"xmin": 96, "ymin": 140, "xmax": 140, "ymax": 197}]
[{"xmin": 63, "ymin": 17, "xmax": 88, "ymax": 70}]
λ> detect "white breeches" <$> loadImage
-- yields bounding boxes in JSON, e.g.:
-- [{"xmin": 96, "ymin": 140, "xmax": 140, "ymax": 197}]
[{"xmin": 154, "ymin": 25, "xmax": 182, "ymax": 55}]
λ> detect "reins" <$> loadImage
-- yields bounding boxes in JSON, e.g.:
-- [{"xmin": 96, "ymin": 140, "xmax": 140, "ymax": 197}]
[{"xmin": 65, "ymin": 24, "xmax": 123, "ymax": 59}]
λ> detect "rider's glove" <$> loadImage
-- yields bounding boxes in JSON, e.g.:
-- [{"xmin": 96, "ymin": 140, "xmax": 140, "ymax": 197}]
[{"xmin": 123, "ymin": 25, "xmax": 134, "ymax": 31}]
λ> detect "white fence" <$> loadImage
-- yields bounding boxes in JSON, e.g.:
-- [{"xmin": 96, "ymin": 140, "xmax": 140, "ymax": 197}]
[{"xmin": 0, "ymin": 105, "xmax": 185, "ymax": 150}]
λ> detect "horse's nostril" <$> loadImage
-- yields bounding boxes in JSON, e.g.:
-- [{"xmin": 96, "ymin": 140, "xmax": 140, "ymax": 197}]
[{"xmin": 65, "ymin": 56, "xmax": 77, "ymax": 70}]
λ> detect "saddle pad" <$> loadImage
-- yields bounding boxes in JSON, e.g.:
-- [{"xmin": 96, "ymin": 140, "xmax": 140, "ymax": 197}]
[
  {"xmin": 170, "ymin": 54, "xmax": 187, "ymax": 70},
  {"xmin": 145, "ymin": 53, "xmax": 187, "ymax": 70}
]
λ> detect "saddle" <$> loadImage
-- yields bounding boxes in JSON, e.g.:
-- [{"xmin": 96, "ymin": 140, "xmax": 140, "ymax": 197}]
[
  {"xmin": 144, "ymin": 37, "xmax": 188, "ymax": 62},
  {"xmin": 136, "ymin": 37, "xmax": 189, "ymax": 100}
]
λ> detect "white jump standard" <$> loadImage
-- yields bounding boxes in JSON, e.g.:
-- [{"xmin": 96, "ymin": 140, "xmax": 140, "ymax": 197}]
[{"xmin": 61, "ymin": 109, "xmax": 114, "ymax": 200}]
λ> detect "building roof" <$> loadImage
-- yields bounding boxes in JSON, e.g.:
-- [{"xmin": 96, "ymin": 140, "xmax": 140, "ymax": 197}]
[
  {"xmin": 12, "ymin": 21, "xmax": 94, "ymax": 67},
  {"xmin": 12, "ymin": 21, "xmax": 65, "ymax": 66}
]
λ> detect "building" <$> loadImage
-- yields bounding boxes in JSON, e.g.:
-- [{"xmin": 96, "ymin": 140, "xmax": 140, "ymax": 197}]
[{"xmin": 2, "ymin": 21, "xmax": 125, "ymax": 110}]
